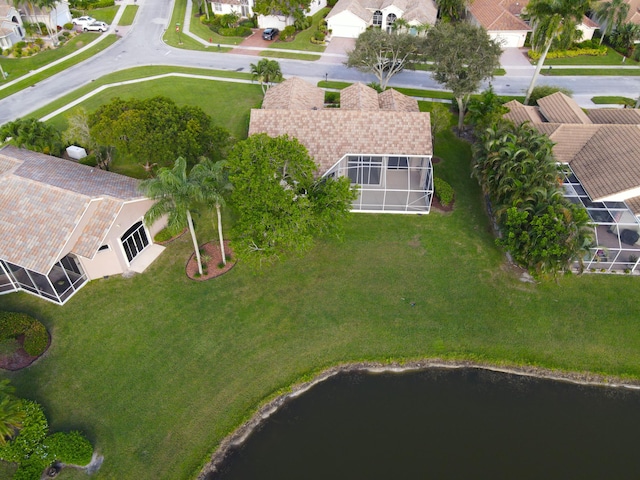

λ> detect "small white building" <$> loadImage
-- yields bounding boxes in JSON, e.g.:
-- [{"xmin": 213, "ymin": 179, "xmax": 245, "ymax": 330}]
[{"xmin": 0, "ymin": 2, "xmax": 25, "ymax": 50}]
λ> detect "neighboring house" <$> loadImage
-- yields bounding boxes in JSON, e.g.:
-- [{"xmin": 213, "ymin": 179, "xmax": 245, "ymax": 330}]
[
  {"xmin": 591, "ymin": 0, "xmax": 640, "ymax": 25},
  {"xmin": 0, "ymin": 146, "xmax": 166, "ymax": 305},
  {"xmin": 504, "ymin": 92, "xmax": 640, "ymax": 272},
  {"xmin": 249, "ymin": 77, "xmax": 433, "ymax": 213},
  {"xmin": 12, "ymin": 0, "xmax": 71, "ymax": 31},
  {"xmin": 209, "ymin": 0, "xmax": 327, "ymax": 30},
  {"xmin": 0, "ymin": 2, "xmax": 25, "ymax": 50},
  {"xmin": 326, "ymin": 0, "xmax": 437, "ymax": 38},
  {"xmin": 468, "ymin": 0, "xmax": 596, "ymax": 48}
]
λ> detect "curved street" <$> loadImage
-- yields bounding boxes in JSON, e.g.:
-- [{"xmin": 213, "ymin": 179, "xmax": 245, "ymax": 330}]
[{"xmin": 0, "ymin": 0, "xmax": 639, "ymax": 125}]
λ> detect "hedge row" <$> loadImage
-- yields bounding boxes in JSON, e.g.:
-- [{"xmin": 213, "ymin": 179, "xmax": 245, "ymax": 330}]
[
  {"xmin": 0, "ymin": 312, "xmax": 48, "ymax": 356},
  {"xmin": 434, "ymin": 177, "xmax": 454, "ymax": 206},
  {"xmin": 528, "ymin": 46, "xmax": 607, "ymax": 60}
]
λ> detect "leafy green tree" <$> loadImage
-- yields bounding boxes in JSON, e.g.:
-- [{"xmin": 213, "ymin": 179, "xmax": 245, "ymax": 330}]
[
  {"xmin": 191, "ymin": 158, "xmax": 233, "ymax": 266},
  {"xmin": 527, "ymin": 85, "xmax": 573, "ymax": 105},
  {"xmin": 227, "ymin": 134, "xmax": 356, "ymax": 267},
  {"xmin": 88, "ymin": 97, "xmax": 231, "ymax": 171},
  {"xmin": 252, "ymin": 0, "xmax": 311, "ymax": 17},
  {"xmin": 62, "ymin": 107, "xmax": 93, "ymax": 149},
  {"xmin": 429, "ymin": 103, "xmax": 452, "ymax": 145},
  {"xmin": 139, "ymin": 157, "xmax": 206, "ymax": 275},
  {"xmin": 595, "ymin": 0, "xmax": 630, "ymax": 45},
  {"xmin": 424, "ymin": 22, "xmax": 502, "ymax": 133},
  {"xmin": 250, "ymin": 59, "xmax": 283, "ymax": 94},
  {"xmin": 524, "ymin": 0, "xmax": 591, "ymax": 104},
  {"xmin": 609, "ymin": 22, "xmax": 640, "ymax": 55},
  {"xmin": 0, "ymin": 118, "xmax": 63, "ymax": 155},
  {"xmin": 346, "ymin": 28, "xmax": 420, "ymax": 90}
]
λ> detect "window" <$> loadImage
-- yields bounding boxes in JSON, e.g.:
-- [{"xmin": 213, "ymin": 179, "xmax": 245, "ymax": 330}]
[
  {"xmin": 348, "ymin": 156, "xmax": 382, "ymax": 185},
  {"xmin": 373, "ymin": 10, "xmax": 383, "ymax": 26},
  {"xmin": 214, "ymin": 3, "xmax": 222, "ymax": 12},
  {"xmin": 386, "ymin": 13, "xmax": 397, "ymax": 32},
  {"xmin": 388, "ymin": 156, "xmax": 408, "ymax": 169},
  {"xmin": 98, "ymin": 245, "xmax": 110, "ymax": 251},
  {"xmin": 121, "ymin": 221, "xmax": 150, "ymax": 263}
]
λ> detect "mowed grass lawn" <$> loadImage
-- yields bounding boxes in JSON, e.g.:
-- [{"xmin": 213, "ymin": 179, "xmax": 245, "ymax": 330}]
[{"xmin": 3, "ymin": 88, "xmax": 640, "ymax": 480}]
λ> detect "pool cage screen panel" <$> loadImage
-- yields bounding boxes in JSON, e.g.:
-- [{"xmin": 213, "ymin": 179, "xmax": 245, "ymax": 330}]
[
  {"xmin": 562, "ymin": 167, "xmax": 640, "ymax": 273},
  {"xmin": 325, "ymin": 155, "xmax": 433, "ymax": 213}
]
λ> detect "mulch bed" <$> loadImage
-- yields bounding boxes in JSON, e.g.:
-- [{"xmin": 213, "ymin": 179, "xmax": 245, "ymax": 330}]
[
  {"xmin": 0, "ymin": 333, "xmax": 51, "ymax": 371},
  {"xmin": 431, "ymin": 195, "xmax": 454, "ymax": 213},
  {"xmin": 186, "ymin": 241, "xmax": 236, "ymax": 281}
]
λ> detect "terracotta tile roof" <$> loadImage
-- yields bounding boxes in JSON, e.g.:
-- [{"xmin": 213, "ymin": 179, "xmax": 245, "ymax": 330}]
[
  {"xmin": 468, "ymin": 0, "xmax": 531, "ymax": 31},
  {"xmin": 403, "ymin": 1, "xmax": 438, "ymax": 24},
  {"xmin": 262, "ymin": 77, "xmax": 325, "ymax": 110},
  {"xmin": 0, "ymin": 146, "xmax": 144, "ymax": 274},
  {"xmin": 624, "ymin": 195, "xmax": 640, "ymax": 217},
  {"xmin": 587, "ymin": 108, "xmax": 640, "ymax": 125},
  {"xmin": 340, "ymin": 83, "xmax": 380, "ymax": 110},
  {"xmin": 566, "ymin": 125, "xmax": 640, "ymax": 201},
  {"xmin": 72, "ymin": 198, "xmax": 122, "ymax": 259},
  {"xmin": 249, "ymin": 109, "xmax": 432, "ymax": 174},
  {"xmin": 378, "ymin": 88, "xmax": 420, "ymax": 111},
  {"xmin": 326, "ymin": 0, "xmax": 372, "ymax": 22},
  {"xmin": 537, "ymin": 91, "xmax": 592, "ymax": 124},
  {"xmin": 327, "ymin": 0, "xmax": 438, "ymax": 24},
  {"xmin": 503, "ymin": 99, "xmax": 545, "ymax": 124},
  {"xmin": 546, "ymin": 124, "xmax": 600, "ymax": 163}
]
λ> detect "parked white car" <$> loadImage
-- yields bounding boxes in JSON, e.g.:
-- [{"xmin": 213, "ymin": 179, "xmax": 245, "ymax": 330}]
[
  {"xmin": 84, "ymin": 21, "xmax": 109, "ymax": 32},
  {"xmin": 72, "ymin": 16, "xmax": 96, "ymax": 27}
]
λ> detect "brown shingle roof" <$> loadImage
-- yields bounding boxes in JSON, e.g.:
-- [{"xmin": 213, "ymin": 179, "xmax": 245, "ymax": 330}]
[
  {"xmin": 624, "ymin": 195, "xmax": 640, "ymax": 217},
  {"xmin": 72, "ymin": 198, "xmax": 122, "ymax": 259},
  {"xmin": 503, "ymin": 99, "xmax": 546, "ymax": 124},
  {"xmin": 378, "ymin": 88, "xmax": 420, "ymax": 112},
  {"xmin": 0, "ymin": 146, "xmax": 145, "ymax": 274},
  {"xmin": 340, "ymin": 83, "xmax": 380, "ymax": 110},
  {"xmin": 537, "ymin": 91, "xmax": 592, "ymax": 124},
  {"xmin": 249, "ymin": 109, "xmax": 432, "ymax": 174},
  {"xmin": 327, "ymin": 0, "xmax": 438, "ymax": 24},
  {"xmin": 587, "ymin": 108, "xmax": 640, "ymax": 125},
  {"xmin": 262, "ymin": 77, "xmax": 325, "ymax": 110},
  {"xmin": 468, "ymin": 0, "xmax": 531, "ymax": 31},
  {"xmin": 546, "ymin": 124, "xmax": 600, "ymax": 163}
]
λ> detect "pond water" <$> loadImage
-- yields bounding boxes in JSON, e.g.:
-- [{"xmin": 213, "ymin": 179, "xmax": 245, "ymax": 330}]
[{"xmin": 207, "ymin": 367, "xmax": 640, "ymax": 479}]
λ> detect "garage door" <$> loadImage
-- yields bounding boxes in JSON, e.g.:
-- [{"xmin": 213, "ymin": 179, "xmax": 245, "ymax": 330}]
[
  {"xmin": 329, "ymin": 23, "xmax": 364, "ymax": 38},
  {"xmin": 492, "ymin": 33, "xmax": 523, "ymax": 48}
]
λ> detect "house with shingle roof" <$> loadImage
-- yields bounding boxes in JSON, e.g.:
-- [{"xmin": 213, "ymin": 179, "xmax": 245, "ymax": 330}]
[
  {"xmin": 326, "ymin": 0, "xmax": 437, "ymax": 38},
  {"xmin": 0, "ymin": 146, "xmax": 166, "ymax": 304},
  {"xmin": 250, "ymin": 78, "xmax": 433, "ymax": 213},
  {"xmin": 504, "ymin": 93, "xmax": 640, "ymax": 272},
  {"xmin": 0, "ymin": 2, "xmax": 25, "ymax": 50},
  {"xmin": 468, "ymin": 0, "xmax": 597, "ymax": 48},
  {"xmin": 208, "ymin": 0, "xmax": 327, "ymax": 30}
]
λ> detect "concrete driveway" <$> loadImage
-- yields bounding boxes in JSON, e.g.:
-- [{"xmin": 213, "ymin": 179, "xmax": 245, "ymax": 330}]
[
  {"xmin": 232, "ymin": 29, "xmax": 276, "ymax": 55},
  {"xmin": 322, "ymin": 36, "xmax": 355, "ymax": 64}
]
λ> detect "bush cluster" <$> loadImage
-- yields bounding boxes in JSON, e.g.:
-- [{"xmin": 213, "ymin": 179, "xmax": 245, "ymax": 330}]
[
  {"xmin": 433, "ymin": 177, "xmax": 454, "ymax": 206},
  {"xmin": 71, "ymin": 0, "xmax": 115, "ymax": 9},
  {"xmin": 43, "ymin": 431, "xmax": 93, "ymax": 465},
  {"xmin": 528, "ymin": 44, "xmax": 607, "ymax": 60},
  {"xmin": 280, "ymin": 25, "xmax": 296, "ymax": 41},
  {"xmin": 0, "ymin": 312, "xmax": 49, "ymax": 357},
  {"xmin": 202, "ymin": 13, "xmax": 250, "ymax": 36}
]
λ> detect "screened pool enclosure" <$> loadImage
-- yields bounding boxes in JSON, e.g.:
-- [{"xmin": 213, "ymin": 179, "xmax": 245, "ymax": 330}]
[
  {"xmin": 324, "ymin": 155, "xmax": 433, "ymax": 213},
  {"xmin": 562, "ymin": 168, "xmax": 640, "ymax": 273}
]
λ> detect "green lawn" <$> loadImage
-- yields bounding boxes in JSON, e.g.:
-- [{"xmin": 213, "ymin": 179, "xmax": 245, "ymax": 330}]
[
  {"xmin": 259, "ymin": 51, "xmax": 321, "ymax": 61},
  {"xmin": 87, "ymin": 6, "xmax": 120, "ymax": 24},
  {"xmin": 268, "ymin": 8, "xmax": 329, "ymax": 52},
  {"xmin": 591, "ymin": 96, "xmax": 635, "ymax": 106},
  {"xmin": 165, "ymin": 0, "xmax": 244, "ymax": 47},
  {"xmin": 543, "ymin": 67, "xmax": 640, "ymax": 76},
  {"xmin": 118, "ymin": 5, "xmax": 139, "ymax": 26},
  {"xmin": 4, "ymin": 92, "xmax": 640, "ymax": 480},
  {"xmin": 543, "ymin": 47, "xmax": 640, "ymax": 66}
]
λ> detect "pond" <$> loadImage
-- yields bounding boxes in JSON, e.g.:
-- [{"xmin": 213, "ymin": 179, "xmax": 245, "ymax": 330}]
[{"xmin": 206, "ymin": 367, "xmax": 640, "ymax": 479}]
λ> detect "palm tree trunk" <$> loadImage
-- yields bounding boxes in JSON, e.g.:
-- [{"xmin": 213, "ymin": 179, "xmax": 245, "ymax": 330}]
[
  {"xmin": 524, "ymin": 39, "xmax": 554, "ymax": 105},
  {"xmin": 456, "ymin": 96, "xmax": 465, "ymax": 134},
  {"xmin": 204, "ymin": 0, "xmax": 210, "ymax": 20},
  {"xmin": 216, "ymin": 204, "xmax": 226, "ymax": 265},
  {"xmin": 186, "ymin": 209, "xmax": 203, "ymax": 275}
]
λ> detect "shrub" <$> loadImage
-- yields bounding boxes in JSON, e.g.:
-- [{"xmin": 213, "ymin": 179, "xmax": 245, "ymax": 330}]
[
  {"xmin": 13, "ymin": 457, "xmax": 49, "ymax": 480},
  {"xmin": 313, "ymin": 30, "xmax": 325, "ymax": 42},
  {"xmin": 0, "ymin": 400, "xmax": 49, "ymax": 464},
  {"xmin": 433, "ymin": 177, "xmax": 454, "ymax": 206},
  {"xmin": 528, "ymin": 44, "xmax": 606, "ymax": 60},
  {"xmin": 63, "ymin": 22, "xmax": 74, "ymax": 30},
  {"xmin": 43, "ymin": 431, "xmax": 93, "ymax": 466},
  {"xmin": 154, "ymin": 227, "xmax": 176, "ymax": 243},
  {"xmin": 79, "ymin": 154, "xmax": 97, "ymax": 167},
  {"xmin": 280, "ymin": 25, "xmax": 296, "ymax": 41},
  {"xmin": 0, "ymin": 312, "xmax": 49, "ymax": 356},
  {"xmin": 324, "ymin": 91, "xmax": 339, "ymax": 104},
  {"xmin": 34, "ymin": 38, "xmax": 44, "ymax": 47},
  {"xmin": 87, "ymin": 0, "xmax": 115, "ymax": 8}
]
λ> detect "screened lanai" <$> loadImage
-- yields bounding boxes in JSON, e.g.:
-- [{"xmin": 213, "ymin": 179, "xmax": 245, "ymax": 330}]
[
  {"xmin": 324, "ymin": 154, "xmax": 433, "ymax": 213},
  {"xmin": 562, "ymin": 168, "xmax": 640, "ymax": 273}
]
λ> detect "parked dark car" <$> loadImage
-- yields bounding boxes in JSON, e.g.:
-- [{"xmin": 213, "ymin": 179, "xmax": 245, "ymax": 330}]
[{"xmin": 262, "ymin": 28, "xmax": 279, "ymax": 40}]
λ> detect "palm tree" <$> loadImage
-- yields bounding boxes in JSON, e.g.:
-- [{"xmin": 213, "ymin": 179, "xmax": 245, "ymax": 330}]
[
  {"xmin": 0, "ymin": 380, "xmax": 24, "ymax": 445},
  {"xmin": 594, "ymin": 0, "xmax": 630, "ymax": 45},
  {"xmin": 139, "ymin": 157, "xmax": 205, "ymax": 275},
  {"xmin": 524, "ymin": 0, "xmax": 591, "ymax": 104},
  {"xmin": 436, "ymin": 0, "xmax": 468, "ymax": 21},
  {"xmin": 250, "ymin": 59, "xmax": 283, "ymax": 94},
  {"xmin": 609, "ymin": 22, "xmax": 640, "ymax": 55},
  {"xmin": 191, "ymin": 158, "xmax": 232, "ymax": 266},
  {"xmin": 36, "ymin": 0, "xmax": 59, "ymax": 43}
]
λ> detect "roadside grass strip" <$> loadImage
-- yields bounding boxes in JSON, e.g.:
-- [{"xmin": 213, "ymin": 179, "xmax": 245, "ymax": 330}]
[{"xmin": 118, "ymin": 5, "xmax": 139, "ymax": 26}]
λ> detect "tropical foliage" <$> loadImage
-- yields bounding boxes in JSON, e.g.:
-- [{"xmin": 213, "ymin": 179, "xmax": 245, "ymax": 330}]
[
  {"xmin": 608, "ymin": 22, "xmax": 640, "ymax": 55},
  {"xmin": 0, "ymin": 380, "xmax": 23, "ymax": 446},
  {"xmin": 226, "ymin": 134, "xmax": 356, "ymax": 267},
  {"xmin": 423, "ymin": 22, "xmax": 502, "ymax": 132},
  {"xmin": 0, "ymin": 118, "xmax": 63, "ymax": 156},
  {"xmin": 249, "ymin": 59, "xmax": 282, "ymax": 94},
  {"xmin": 465, "ymin": 86, "xmax": 509, "ymax": 133},
  {"xmin": 594, "ymin": 0, "xmax": 630, "ymax": 45},
  {"xmin": 526, "ymin": 85, "xmax": 573, "ymax": 106},
  {"xmin": 252, "ymin": 0, "xmax": 312, "ymax": 17},
  {"xmin": 473, "ymin": 122, "xmax": 593, "ymax": 275}
]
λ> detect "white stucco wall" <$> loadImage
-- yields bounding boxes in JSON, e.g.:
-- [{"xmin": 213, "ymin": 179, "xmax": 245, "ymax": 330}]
[{"xmin": 327, "ymin": 10, "xmax": 366, "ymax": 38}]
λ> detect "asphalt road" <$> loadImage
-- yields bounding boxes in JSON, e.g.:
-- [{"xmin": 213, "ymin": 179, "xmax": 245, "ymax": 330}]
[{"xmin": 0, "ymin": 0, "xmax": 638, "ymax": 125}]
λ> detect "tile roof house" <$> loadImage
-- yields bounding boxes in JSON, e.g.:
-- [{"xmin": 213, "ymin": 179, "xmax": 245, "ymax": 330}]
[
  {"xmin": 0, "ymin": 2, "xmax": 25, "ymax": 50},
  {"xmin": 468, "ymin": 0, "xmax": 597, "ymax": 48},
  {"xmin": 326, "ymin": 0, "xmax": 438, "ymax": 38},
  {"xmin": 209, "ymin": 0, "xmax": 327, "ymax": 30},
  {"xmin": 503, "ymin": 93, "xmax": 640, "ymax": 272},
  {"xmin": 249, "ymin": 78, "xmax": 433, "ymax": 213},
  {"xmin": 0, "ymin": 146, "xmax": 166, "ymax": 304}
]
